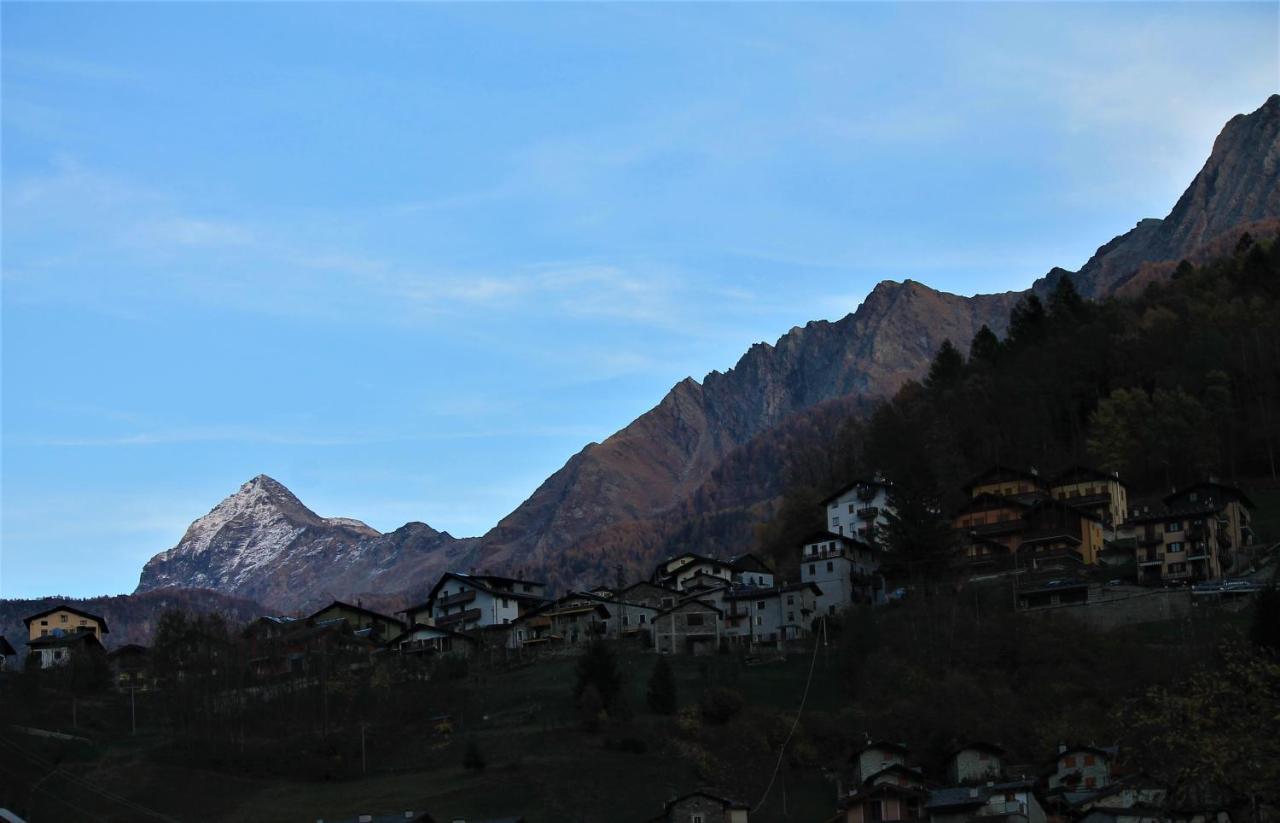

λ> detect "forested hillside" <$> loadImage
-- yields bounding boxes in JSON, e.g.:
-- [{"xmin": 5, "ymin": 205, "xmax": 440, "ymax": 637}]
[{"xmin": 758, "ymin": 232, "xmax": 1280, "ymax": 572}]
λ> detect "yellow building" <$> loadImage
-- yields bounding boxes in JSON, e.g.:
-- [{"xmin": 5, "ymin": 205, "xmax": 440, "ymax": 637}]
[
  {"xmin": 964, "ymin": 465, "xmax": 1046, "ymax": 500},
  {"xmin": 1049, "ymin": 465, "xmax": 1130, "ymax": 528},
  {"xmin": 23, "ymin": 604, "xmax": 109, "ymax": 642},
  {"xmin": 306, "ymin": 600, "xmax": 405, "ymax": 640}
]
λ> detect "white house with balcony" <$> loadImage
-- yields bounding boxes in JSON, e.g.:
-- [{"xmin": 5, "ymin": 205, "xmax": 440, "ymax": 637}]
[
  {"xmin": 403, "ymin": 572, "xmax": 548, "ymax": 633},
  {"xmin": 800, "ymin": 532, "xmax": 881, "ymax": 616},
  {"xmin": 822, "ymin": 476, "xmax": 895, "ymax": 546}
]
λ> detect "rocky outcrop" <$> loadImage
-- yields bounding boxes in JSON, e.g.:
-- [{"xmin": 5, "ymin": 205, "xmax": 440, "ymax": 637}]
[
  {"xmin": 135, "ymin": 475, "xmax": 474, "ymax": 610},
  {"xmin": 472, "ymin": 282, "xmax": 1022, "ymax": 582},
  {"xmin": 1050, "ymin": 94, "xmax": 1280, "ymax": 298}
]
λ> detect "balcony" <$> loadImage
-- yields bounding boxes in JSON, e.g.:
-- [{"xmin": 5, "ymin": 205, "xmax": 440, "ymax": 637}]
[
  {"xmin": 436, "ymin": 590, "xmax": 477, "ymax": 609},
  {"xmin": 435, "ymin": 608, "xmax": 482, "ymax": 628},
  {"xmin": 857, "ymin": 506, "xmax": 880, "ymax": 519}
]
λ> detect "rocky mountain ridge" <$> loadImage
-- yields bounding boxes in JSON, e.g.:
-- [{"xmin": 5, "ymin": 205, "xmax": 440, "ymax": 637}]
[{"xmin": 132, "ymin": 95, "xmax": 1280, "ymax": 611}]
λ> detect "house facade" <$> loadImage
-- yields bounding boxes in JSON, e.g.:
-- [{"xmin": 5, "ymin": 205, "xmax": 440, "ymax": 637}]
[
  {"xmin": 946, "ymin": 742, "xmax": 1005, "ymax": 784},
  {"xmin": 650, "ymin": 790, "xmax": 750, "ymax": 823},
  {"xmin": 405, "ymin": 573, "xmax": 548, "ymax": 633},
  {"xmin": 307, "ymin": 601, "xmax": 405, "ymax": 640},
  {"xmin": 654, "ymin": 600, "xmax": 722, "ymax": 655},
  {"xmin": 1050, "ymin": 466, "xmax": 1130, "ymax": 529},
  {"xmin": 23, "ymin": 604, "xmax": 109, "ymax": 642},
  {"xmin": 1048, "ymin": 745, "xmax": 1114, "ymax": 791},
  {"xmin": 800, "ymin": 532, "xmax": 880, "ymax": 615},
  {"xmin": 823, "ymin": 476, "xmax": 896, "ymax": 545},
  {"xmin": 722, "ymin": 583, "xmax": 822, "ymax": 644}
]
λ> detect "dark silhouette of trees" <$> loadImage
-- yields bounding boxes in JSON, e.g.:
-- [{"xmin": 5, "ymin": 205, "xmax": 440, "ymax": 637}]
[{"xmin": 646, "ymin": 656, "xmax": 677, "ymax": 715}]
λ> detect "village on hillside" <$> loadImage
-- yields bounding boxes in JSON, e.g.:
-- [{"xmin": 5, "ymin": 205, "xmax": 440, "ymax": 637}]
[{"xmin": 4, "ymin": 464, "xmax": 1274, "ymax": 823}]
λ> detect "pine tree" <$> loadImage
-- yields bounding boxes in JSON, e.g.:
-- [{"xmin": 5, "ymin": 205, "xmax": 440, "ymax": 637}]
[
  {"xmin": 968, "ymin": 324, "xmax": 1002, "ymax": 365},
  {"xmin": 646, "ymin": 656, "xmax": 677, "ymax": 715},
  {"xmin": 1251, "ymin": 586, "xmax": 1280, "ymax": 658},
  {"xmin": 925, "ymin": 340, "xmax": 964, "ymax": 390}
]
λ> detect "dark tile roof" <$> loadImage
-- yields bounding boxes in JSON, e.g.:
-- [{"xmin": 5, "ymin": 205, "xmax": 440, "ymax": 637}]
[
  {"xmin": 821, "ymin": 477, "xmax": 893, "ymax": 506},
  {"xmin": 1050, "ymin": 465, "xmax": 1128, "ymax": 489},
  {"xmin": 1164, "ymin": 480, "xmax": 1256, "ymax": 510}
]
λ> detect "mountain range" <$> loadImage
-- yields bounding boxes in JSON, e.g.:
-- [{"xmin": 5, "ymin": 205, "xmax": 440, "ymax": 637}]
[{"xmin": 131, "ymin": 95, "xmax": 1280, "ymax": 615}]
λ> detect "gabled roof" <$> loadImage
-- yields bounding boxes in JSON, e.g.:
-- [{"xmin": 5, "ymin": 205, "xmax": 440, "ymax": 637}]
[
  {"xmin": 729, "ymin": 553, "xmax": 775, "ymax": 574},
  {"xmin": 661, "ymin": 789, "xmax": 749, "ymax": 813},
  {"xmin": 106, "ymin": 643, "xmax": 149, "ymax": 658},
  {"xmin": 407, "ymin": 572, "xmax": 549, "ymax": 615},
  {"xmin": 387, "ymin": 623, "xmax": 478, "ymax": 647},
  {"xmin": 655, "ymin": 598, "xmax": 723, "ymax": 618},
  {"xmin": 22, "ymin": 604, "xmax": 110, "ymax": 634},
  {"xmin": 307, "ymin": 600, "xmax": 405, "ymax": 629},
  {"xmin": 863, "ymin": 762, "xmax": 925, "ymax": 786},
  {"xmin": 471, "ymin": 573, "xmax": 547, "ymax": 589},
  {"xmin": 821, "ymin": 477, "xmax": 893, "ymax": 506},
  {"xmin": 1051, "ymin": 465, "xmax": 1129, "ymax": 489},
  {"xmin": 841, "ymin": 781, "xmax": 929, "ymax": 807},
  {"xmin": 951, "ymin": 740, "xmax": 1006, "ymax": 758},
  {"xmin": 854, "ymin": 739, "xmax": 910, "ymax": 758},
  {"xmin": 1163, "ymin": 480, "xmax": 1256, "ymax": 510},
  {"xmin": 28, "ymin": 631, "xmax": 105, "ymax": 650},
  {"xmin": 964, "ymin": 465, "xmax": 1044, "ymax": 492},
  {"xmin": 800, "ymin": 530, "xmax": 878, "ymax": 550},
  {"xmin": 954, "ymin": 493, "xmax": 1035, "ymax": 516},
  {"xmin": 1054, "ymin": 744, "xmax": 1114, "ymax": 762}
]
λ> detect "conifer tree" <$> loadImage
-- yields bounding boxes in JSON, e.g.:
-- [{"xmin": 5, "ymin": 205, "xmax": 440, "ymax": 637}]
[{"xmin": 646, "ymin": 656, "xmax": 677, "ymax": 715}]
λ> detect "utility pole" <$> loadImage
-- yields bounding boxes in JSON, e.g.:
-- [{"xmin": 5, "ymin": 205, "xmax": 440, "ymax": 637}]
[
  {"xmin": 361, "ymin": 723, "xmax": 368, "ymax": 774},
  {"xmin": 131, "ymin": 685, "xmax": 137, "ymax": 736}
]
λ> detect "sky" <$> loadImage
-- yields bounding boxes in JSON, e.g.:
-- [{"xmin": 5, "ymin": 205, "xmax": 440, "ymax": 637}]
[{"xmin": 2, "ymin": 2, "xmax": 1277, "ymax": 600}]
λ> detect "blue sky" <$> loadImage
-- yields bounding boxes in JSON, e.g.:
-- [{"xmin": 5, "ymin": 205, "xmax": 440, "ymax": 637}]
[{"xmin": 2, "ymin": 2, "xmax": 1277, "ymax": 599}]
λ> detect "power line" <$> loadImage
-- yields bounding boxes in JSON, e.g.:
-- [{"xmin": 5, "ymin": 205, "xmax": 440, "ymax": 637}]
[
  {"xmin": 752, "ymin": 625, "xmax": 822, "ymax": 813},
  {"xmin": 0, "ymin": 735, "xmax": 177, "ymax": 822}
]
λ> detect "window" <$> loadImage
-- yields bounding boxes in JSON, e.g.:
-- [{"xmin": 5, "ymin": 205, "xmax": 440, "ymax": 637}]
[
  {"xmin": 692, "ymin": 815, "xmax": 704, "ymax": 823},
  {"xmin": 868, "ymin": 800, "xmax": 884, "ymax": 822},
  {"xmin": 755, "ymin": 615, "xmax": 763, "ymax": 626},
  {"xmin": 1084, "ymin": 755, "xmax": 1095, "ymax": 766},
  {"xmin": 787, "ymin": 611, "xmax": 795, "ymax": 622},
  {"xmin": 829, "ymin": 605, "xmax": 836, "ymax": 615},
  {"xmin": 832, "ymin": 516, "xmax": 841, "ymax": 526},
  {"xmin": 662, "ymin": 598, "xmax": 675, "ymax": 608},
  {"xmin": 757, "ymin": 601, "xmax": 766, "ymax": 610},
  {"xmin": 622, "ymin": 615, "xmax": 629, "ymax": 626},
  {"xmin": 809, "ymin": 564, "xmax": 816, "ymax": 576},
  {"xmin": 827, "ymin": 561, "xmax": 834, "ymax": 573},
  {"xmin": 1167, "ymin": 521, "xmax": 1183, "ymax": 533},
  {"xmin": 639, "ymin": 614, "xmax": 648, "ymax": 625},
  {"xmin": 40, "ymin": 620, "xmax": 48, "ymax": 626},
  {"xmin": 1168, "ymin": 542, "xmax": 1183, "ymax": 553},
  {"xmin": 1085, "ymin": 777, "xmax": 1096, "ymax": 788},
  {"xmin": 786, "ymin": 595, "xmax": 795, "ymax": 606},
  {"xmin": 60, "ymin": 614, "xmax": 68, "ymax": 623},
  {"xmin": 687, "ymin": 614, "xmax": 704, "ymax": 627},
  {"xmin": 848, "ymin": 503, "xmax": 856, "ymax": 514},
  {"xmin": 501, "ymin": 598, "xmax": 510, "ymax": 608}
]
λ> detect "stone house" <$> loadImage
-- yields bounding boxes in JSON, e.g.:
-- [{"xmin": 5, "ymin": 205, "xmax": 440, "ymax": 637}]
[
  {"xmin": 654, "ymin": 600, "xmax": 722, "ymax": 655},
  {"xmin": 946, "ymin": 742, "xmax": 1005, "ymax": 784},
  {"xmin": 853, "ymin": 740, "xmax": 910, "ymax": 784},
  {"xmin": 722, "ymin": 582, "xmax": 822, "ymax": 645},
  {"xmin": 839, "ymin": 782, "xmax": 927, "ymax": 823},
  {"xmin": 648, "ymin": 789, "xmax": 749, "ymax": 823}
]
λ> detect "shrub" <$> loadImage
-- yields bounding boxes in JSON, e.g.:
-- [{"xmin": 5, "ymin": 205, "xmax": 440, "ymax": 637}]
[{"xmin": 699, "ymin": 686, "xmax": 745, "ymax": 725}]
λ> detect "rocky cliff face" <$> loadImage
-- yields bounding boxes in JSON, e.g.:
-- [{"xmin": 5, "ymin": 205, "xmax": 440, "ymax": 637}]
[
  {"xmin": 472, "ymin": 282, "xmax": 1022, "ymax": 582},
  {"xmin": 135, "ymin": 475, "xmax": 472, "ymax": 610},
  {"xmin": 1054, "ymin": 94, "xmax": 1280, "ymax": 298}
]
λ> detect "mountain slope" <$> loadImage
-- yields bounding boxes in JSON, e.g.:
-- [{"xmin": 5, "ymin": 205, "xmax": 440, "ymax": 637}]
[
  {"xmin": 135, "ymin": 475, "xmax": 472, "ymax": 610},
  {"xmin": 1054, "ymin": 94, "xmax": 1280, "ymax": 298},
  {"xmin": 471, "ymin": 282, "xmax": 1022, "ymax": 587},
  {"xmin": 128, "ymin": 96, "xmax": 1280, "ymax": 610}
]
